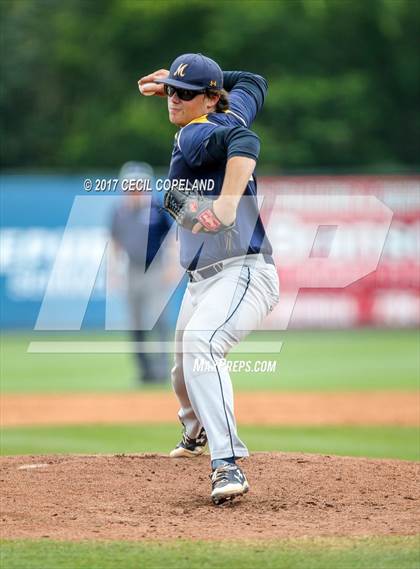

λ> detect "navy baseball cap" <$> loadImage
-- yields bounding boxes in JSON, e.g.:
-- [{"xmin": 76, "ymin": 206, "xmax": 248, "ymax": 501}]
[{"xmin": 155, "ymin": 53, "xmax": 223, "ymax": 91}]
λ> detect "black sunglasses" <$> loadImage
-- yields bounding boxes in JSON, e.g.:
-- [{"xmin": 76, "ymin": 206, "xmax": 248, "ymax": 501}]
[{"xmin": 164, "ymin": 84, "xmax": 207, "ymax": 101}]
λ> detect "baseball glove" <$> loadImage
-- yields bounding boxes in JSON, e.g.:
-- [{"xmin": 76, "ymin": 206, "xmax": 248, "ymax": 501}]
[{"xmin": 164, "ymin": 187, "xmax": 235, "ymax": 233}]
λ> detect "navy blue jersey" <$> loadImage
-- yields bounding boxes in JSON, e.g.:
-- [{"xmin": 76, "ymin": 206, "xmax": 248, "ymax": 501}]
[{"xmin": 168, "ymin": 71, "xmax": 273, "ymax": 270}]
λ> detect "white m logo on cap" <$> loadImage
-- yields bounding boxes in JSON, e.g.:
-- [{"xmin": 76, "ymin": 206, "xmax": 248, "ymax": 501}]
[{"xmin": 174, "ymin": 63, "xmax": 188, "ymax": 77}]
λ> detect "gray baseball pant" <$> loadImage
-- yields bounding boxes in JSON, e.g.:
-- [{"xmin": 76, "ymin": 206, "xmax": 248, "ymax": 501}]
[{"xmin": 171, "ymin": 254, "xmax": 280, "ymax": 460}]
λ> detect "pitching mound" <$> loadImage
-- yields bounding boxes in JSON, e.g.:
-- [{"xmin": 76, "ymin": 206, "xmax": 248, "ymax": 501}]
[{"xmin": 1, "ymin": 453, "xmax": 418, "ymax": 541}]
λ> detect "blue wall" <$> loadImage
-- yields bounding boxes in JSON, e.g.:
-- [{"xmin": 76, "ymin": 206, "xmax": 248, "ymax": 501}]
[{"xmin": 0, "ymin": 175, "xmax": 184, "ymax": 329}]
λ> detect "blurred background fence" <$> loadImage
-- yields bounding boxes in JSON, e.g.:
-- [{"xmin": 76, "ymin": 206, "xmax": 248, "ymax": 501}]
[{"xmin": 1, "ymin": 174, "xmax": 418, "ymax": 329}]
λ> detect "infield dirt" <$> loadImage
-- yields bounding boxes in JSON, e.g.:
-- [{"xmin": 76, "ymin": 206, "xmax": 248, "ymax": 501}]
[
  {"xmin": 1, "ymin": 453, "xmax": 418, "ymax": 541},
  {"xmin": 2, "ymin": 391, "xmax": 418, "ymax": 427}
]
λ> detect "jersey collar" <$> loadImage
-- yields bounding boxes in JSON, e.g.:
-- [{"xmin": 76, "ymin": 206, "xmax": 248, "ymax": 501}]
[{"xmin": 185, "ymin": 114, "xmax": 209, "ymax": 126}]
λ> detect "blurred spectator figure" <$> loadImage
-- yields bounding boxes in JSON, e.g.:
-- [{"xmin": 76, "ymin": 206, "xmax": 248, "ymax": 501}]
[{"xmin": 109, "ymin": 162, "xmax": 172, "ymax": 384}]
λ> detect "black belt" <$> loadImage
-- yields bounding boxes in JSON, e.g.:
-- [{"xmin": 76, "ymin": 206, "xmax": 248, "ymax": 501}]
[{"xmin": 188, "ymin": 254, "xmax": 274, "ymax": 282}]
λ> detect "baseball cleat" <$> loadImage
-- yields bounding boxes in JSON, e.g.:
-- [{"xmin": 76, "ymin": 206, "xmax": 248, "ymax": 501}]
[
  {"xmin": 169, "ymin": 427, "xmax": 207, "ymax": 458},
  {"xmin": 210, "ymin": 464, "xmax": 249, "ymax": 505}
]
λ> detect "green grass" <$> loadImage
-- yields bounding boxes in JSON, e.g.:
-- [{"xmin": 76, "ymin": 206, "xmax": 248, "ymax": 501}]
[
  {"xmin": 1, "ymin": 537, "xmax": 419, "ymax": 569},
  {"xmin": 1, "ymin": 423, "xmax": 418, "ymax": 460},
  {"xmin": 1, "ymin": 329, "xmax": 419, "ymax": 393}
]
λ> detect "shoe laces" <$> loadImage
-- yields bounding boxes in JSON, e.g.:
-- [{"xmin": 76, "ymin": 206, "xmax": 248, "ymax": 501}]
[
  {"xmin": 211, "ymin": 464, "xmax": 235, "ymax": 483},
  {"xmin": 181, "ymin": 431, "xmax": 195, "ymax": 447},
  {"xmin": 182, "ymin": 427, "xmax": 206, "ymax": 447},
  {"xmin": 196, "ymin": 427, "xmax": 207, "ymax": 446}
]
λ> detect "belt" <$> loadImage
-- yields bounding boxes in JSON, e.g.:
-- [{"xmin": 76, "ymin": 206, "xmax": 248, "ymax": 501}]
[{"xmin": 188, "ymin": 254, "xmax": 274, "ymax": 282}]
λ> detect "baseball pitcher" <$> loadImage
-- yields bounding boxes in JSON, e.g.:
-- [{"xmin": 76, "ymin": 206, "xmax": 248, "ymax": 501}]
[{"xmin": 138, "ymin": 53, "xmax": 279, "ymax": 505}]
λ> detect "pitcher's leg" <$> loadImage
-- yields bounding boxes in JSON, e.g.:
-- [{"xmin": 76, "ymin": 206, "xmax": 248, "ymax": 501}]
[
  {"xmin": 183, "ymin": 263, "xmax": 279, "ymax": 460},
  {"xmin": 182, "ymin": 265, "xmax": 273, "ymax": 460},
  {"xmin": 171, "ymin": 286, "xmax": 203, "ymax": 438},
  {"xmin": 183, "ymin": 338, "xmax": 248, "ymax": 459}
]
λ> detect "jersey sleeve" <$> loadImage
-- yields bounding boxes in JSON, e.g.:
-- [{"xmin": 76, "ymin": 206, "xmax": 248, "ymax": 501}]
[
  {"xmin": 179, "ymin": 123, "xmax": 260, "ymax": 169},
  {"xmin": 223, "ymin": 71, "xmax": 268, "ymax": 127},
  {"xmin": 206, "ymin": 126, "xmax": 260, "ymax": 162}
]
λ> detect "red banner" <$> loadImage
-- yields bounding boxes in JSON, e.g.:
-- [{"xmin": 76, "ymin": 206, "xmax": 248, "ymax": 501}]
[{"xmin": 259, "ymin": 176, "xmax": 420, "ymax": 328}]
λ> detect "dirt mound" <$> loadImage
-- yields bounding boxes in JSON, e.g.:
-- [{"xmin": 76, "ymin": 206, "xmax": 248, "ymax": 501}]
[{"xmin": 1, "ymin": 453, "xmax": 418, "ymax": 541}]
